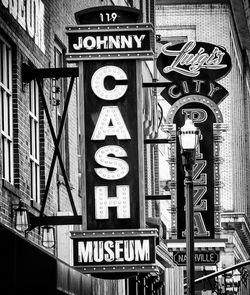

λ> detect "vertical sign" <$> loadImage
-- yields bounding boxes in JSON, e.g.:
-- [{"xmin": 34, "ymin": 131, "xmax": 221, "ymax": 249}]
[
  {"xmin": 157, "ymin": 41, "xmax": 231, "ymax": 240},
  {"xmin": 175, "ymin": 103, "xmax": 216, "ymax": 238},
  {"xmin": 67, "ymin": 6, "xmax": 158, "ymax": 275},
  {"xmin": 83, "ymin": 60, "xmax": 144, "ymax": 230}
]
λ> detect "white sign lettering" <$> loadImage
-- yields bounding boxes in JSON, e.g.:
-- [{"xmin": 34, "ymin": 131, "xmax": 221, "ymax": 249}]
[
  {"xmin": 95, "ymin": 185, "xmax": 130, "ymax": 219},
  {"xmin": 94, "ymin": 145, "xmax": 129, "ymax": 180},
  {"xmin": 77, "ymin": 239, "xmax": 150, "ymax": 263},
  {"xmin": 91, "ymin": 65, "xmax": 128, "ymax": 100},
  {"xmin": 73, "ymin": 34, "xmax": 145, "ymax": 51},
  {"xmin": 91, "ymin": 106, "xmax": 131, "ymax": 140},
  {"xmin": 91, "ymin": 65, "xmax": 132, "ymax": 221},
  {"xmin": 167, "ymin": 80, "xmax": 222, "ymax": 101},
  {"xmin": 161, "ymin": 41, "xmax": 226, "ymax": 77}
]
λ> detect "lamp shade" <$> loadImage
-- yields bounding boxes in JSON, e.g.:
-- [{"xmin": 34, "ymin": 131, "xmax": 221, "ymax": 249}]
[
  {"xmin": 178, "ymin": 117, "xmax": 200, "ymax": 150},
  {"xmin": 41, "ymin": 225, "xmax": 55, "ymax": 248},
  {"xmin": 14, "ymin": 201, "xmax": 29, "ymax": 232}
]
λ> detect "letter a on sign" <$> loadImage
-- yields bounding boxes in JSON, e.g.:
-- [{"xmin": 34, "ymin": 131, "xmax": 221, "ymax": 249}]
[{"xmin": 91, "ymin": 106, "xmax": 131, "ymax": 140}]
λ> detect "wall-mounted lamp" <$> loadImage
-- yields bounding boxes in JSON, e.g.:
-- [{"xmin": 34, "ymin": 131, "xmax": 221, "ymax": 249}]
[
  {"xmin": 14, "ymin": 200, "xmax": 56, "ymax": 248},
  {"xmin": 14, "ymin": 200, "xmax": 29, "ymax": 233},
  {"xmin": 41, "ymin": 225, "xmax": 55, "ymax": 248}
]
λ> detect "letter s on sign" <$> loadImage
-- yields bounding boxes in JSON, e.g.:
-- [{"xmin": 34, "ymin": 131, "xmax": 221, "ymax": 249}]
[
  {"xmin": 91, "ymin": 66, "xmax": 128, "ymax": 100},
  {"xmin": 94, "ymin": 145, "xmax": 129, "ymax": 180}
]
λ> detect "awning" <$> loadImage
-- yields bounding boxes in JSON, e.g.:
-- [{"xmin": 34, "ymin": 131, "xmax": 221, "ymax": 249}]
[{"xmin": 0, "ymin": 223, "xmax": 91, "ymax": 295}]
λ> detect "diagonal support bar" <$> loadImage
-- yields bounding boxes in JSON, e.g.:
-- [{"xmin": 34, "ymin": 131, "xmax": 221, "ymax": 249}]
[{"xmin": 37, "ymin": 77, "xmax": 78, "ymax": 217}]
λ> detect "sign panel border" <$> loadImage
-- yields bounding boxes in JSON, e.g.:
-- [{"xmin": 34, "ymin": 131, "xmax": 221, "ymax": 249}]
[
  {"xmin": 71, "ymin": 229, "xmax": 158, "ymax": 274},
  {"xmin": 66, "ymin": 23, "xmax": 154, "ymax": 61}
]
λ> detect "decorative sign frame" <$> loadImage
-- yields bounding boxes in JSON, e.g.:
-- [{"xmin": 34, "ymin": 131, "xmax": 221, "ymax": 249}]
[
  {"xmin": 71, "ymin": 229, "xmax": 158, "ymax": 274},
  {"xmin": 66, "ymin": 23, "xmax": 154, "ymax": 61}
]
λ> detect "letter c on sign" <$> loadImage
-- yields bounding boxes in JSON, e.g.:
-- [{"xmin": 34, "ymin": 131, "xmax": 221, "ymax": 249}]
[{"xmin": 91, "ymin": 66, "xmax": 128, "ymax": 100}]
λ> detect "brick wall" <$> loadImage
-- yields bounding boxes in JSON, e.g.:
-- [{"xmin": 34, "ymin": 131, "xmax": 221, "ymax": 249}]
[
  {"xmin": 0, "ymin": 1, "xmax": 133, "ymax": 294},
  {"xmin": 0, "ymin": 0, "xmax": 115, "ymax": 232}
]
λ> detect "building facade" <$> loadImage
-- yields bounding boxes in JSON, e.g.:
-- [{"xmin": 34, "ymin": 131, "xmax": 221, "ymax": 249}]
[
  {"xmin": 156, "ymin": 0, "xmax": 250, "ymax": 294},
  {"xmin": 4, "ymin": 0, "xmax": 249, "ymax": 294},
  {"xmin": 0, "ymin": 0, "xmax": 166, "ymax": 294}
]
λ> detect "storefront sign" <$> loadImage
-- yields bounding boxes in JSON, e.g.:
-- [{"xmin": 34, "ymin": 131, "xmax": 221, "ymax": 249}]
[
  {"xmin": 157, "ymin": 41, "xmax": 231, "ymax": 241},
  {"xmin": 173, "ymin": 250, "xmax": 220, "ymax": 266},
  {"xmin": 1, "ymin": 0, "xmax": 45, "ymax": 53},
  {"xmin": 70, "ymin": 32, "xmax": 148, "ymax": 52},
  {"xmin": 66, "ymin": 23, "xmax": 153, "ymax": 60},
  {"xmin": 173, "ymin": 103, "xmax": 217, "ymax": 238},
  {"xmin": 71, "ymin": 229, "xmax": 158, "ymax": 273},
  {"xmin": 69, "ymin": 6, "xmax": 156, "ymax": 276},
  {"xmin": 83, "ymin": 60, "xmax": 145, "ymax": 231},
  {"xmin": 157, "ymin": 41, "xmax": 231, "ymax": 81}
]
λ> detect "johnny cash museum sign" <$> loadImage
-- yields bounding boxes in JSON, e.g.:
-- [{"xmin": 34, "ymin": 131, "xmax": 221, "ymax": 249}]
[
  {"xmin": 67, "ymin": 6, "xmax": 157, "ymax": 276},
  {"xmin": 157, "ymin": 41, "xmax": 231, "ymax": 240}
]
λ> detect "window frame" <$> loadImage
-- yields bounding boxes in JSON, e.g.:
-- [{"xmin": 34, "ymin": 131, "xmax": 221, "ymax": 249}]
[
  {"xmin": 29, "ymin": 79, "xmax": 40, "ymax": 204},
  {"xmin": 0, "ymin": 34, "xmax": 14, "ymax": 184}
]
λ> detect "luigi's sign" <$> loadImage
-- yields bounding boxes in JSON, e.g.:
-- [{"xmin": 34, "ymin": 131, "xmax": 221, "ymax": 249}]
[
  {"xmin": 157, "ymin": 41, "xmax": 231, "ymax": 80},
  {"xmin": 157, "ymin": 41, "xmax": 231, "ymax": 240}
]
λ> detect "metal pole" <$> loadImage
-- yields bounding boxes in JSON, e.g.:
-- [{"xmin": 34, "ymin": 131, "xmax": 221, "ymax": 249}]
[
  {"xmin": 185, "ymin": 169, "xmax": 195, "ymax": 295},
  {"xmin": 182, "ymin": 150, "xmax": 196, "ymax": 295}
]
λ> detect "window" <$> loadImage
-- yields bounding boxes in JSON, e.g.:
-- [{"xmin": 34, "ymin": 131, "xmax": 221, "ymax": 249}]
[
  {"xmin": 29, "ymin": 80, "xmax": 40, "ymax": 203},
  {"xmin": 0, "ymin": 35, "xmax": 13, "ymax": 184}
]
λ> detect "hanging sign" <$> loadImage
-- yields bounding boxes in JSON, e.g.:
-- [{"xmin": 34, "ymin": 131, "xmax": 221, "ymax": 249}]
[
  {"xmin": 72, "ymin": 229, "xmax": 158, "ymax": 273},
  {"xmin": 69, "ymin": 6, "xmax": 157, "ymax": 277},
  {"xmin": 157, "ymin": 41, "xmax": 231, "ymax": 81},
  {"xmin": 66, "ymin": 23, "xmax": 153, "ymax": 61},
  {"xmin": 156, "ymin": 41, "xmax": 231, "ymax": 242},
  {"xmin": 83, "ymin": 60, "xmax": 145, "ymax": 231},
  {"xmin": 173, "ymin": 103, "xmax": 218, "ymax": 239}
]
